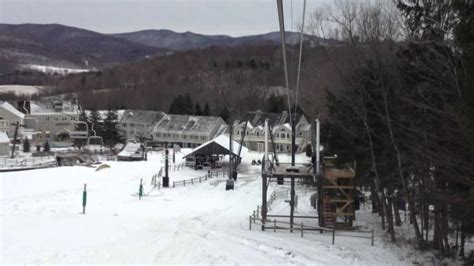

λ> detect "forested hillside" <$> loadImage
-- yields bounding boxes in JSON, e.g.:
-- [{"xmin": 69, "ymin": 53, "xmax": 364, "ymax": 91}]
[
  {"xmin": 315, "ymin": 0, "xmax": 474, "ymax": 259},
  {"xmin": 45, "ymin": 44, "xmax": 348, "ymax": 118}
]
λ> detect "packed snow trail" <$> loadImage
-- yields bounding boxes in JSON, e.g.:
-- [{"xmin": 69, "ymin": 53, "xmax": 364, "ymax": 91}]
[{"xmin": 1, "ymin": 151, "xmax": 419, "ymax": 264}]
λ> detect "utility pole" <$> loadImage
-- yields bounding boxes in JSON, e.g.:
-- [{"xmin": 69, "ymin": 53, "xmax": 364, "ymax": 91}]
[
  {"xmin": 163, "ymin": 143, "xmax": 169, "ymax": 187},
  {"xmin": 11, "ymin": 121, "xmax": 20, "ymax": 159},
  {"xmin": 262, "ymin": 119, "xmax": 269, "ymax": 230},
  {"xmin": 316, "ymin": 118, "xmax": 320, "ymax": 174},
  {"xmin": 226, "ymin": 123, "xmax": 234, "ymax": 190}
]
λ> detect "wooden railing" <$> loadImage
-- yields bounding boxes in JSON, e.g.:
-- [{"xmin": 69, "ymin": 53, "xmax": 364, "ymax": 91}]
[
  {"xmin": 0, "ymin": 156, "xmax": 57, "ymax": 169},
  {"xmin": 172, "ymin": 172, "xmax": 219, "ymax": 187},
  {"xmin": 248, "ymin": 215, "xmax": 374, "ymax": 246}
]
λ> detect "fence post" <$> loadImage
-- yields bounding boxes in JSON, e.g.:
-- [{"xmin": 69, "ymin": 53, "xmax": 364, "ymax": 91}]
[
  {"xmin": 301, "ymin": 223, "xmax": 304, "ymax": 237},
  {"xmin": 191, "ymin": 179, "xmax": 194, "ymax": 185},
  {"xmin": 371, "ymin": 229, "xmax": 374, "ymax": 246},
  {"xmin": 82, "ymin": 184, "xmax": 87, "ymax": 214},
  {"xmin": 249, "ymin": 216, "xmax": 252, "ymax": 230},
  {"xmin": 184, "ymin": 180, "xmax": 186, "ymax": 186},
  {"xmin": 173, "ymin": 181, "xmax": 175, "ymax": 188},
  {"xmin": 256, "ymin": 205, "xmax": 260, "ymax": 218},
  {"xmin": 332, "ymin": 225, "xmax": 336, "ymax": 244},
  {"xmin": 274, "ymin": 219, "xmax": 276, "ymax": 232},
  {"xmin": 139, "ymin": 179, "xmax": 143, "ymax": 200}
]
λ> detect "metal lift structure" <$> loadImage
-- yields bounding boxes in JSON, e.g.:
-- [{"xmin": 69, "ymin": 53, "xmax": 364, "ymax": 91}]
[{"xmin": 257, "ymin": 0, "xmax": 355, "ymax": 232}]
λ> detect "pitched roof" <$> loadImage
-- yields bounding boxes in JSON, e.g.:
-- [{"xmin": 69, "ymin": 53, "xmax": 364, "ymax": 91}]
[
  {"xmin": 236, "ymin": 111, "xmax": 304, "ymax": 129},
  {"xmin": 120, "ymin": 110, "xmax": 165, "ymax": 124},
  {"xmin": 0, "ymin": 101, "xmax": 25, "ymax": 119},
  {"xmin": 154, "ymin": 114, "xmax": 224, "ymax": 135},
  {"xmin": 183, "ymin": 134, "xmax": 248, "ymax": 158},
  {"xmin": 30, "ymin": 100, "xmax": 79, "ymax": 114}
]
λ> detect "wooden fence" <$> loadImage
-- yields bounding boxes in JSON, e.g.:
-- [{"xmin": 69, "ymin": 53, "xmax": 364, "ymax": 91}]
[
  {"xmin": 0, "ymin": 156, "xmax": 57, "ymax": 170},
  {"xmin": 172, "ymin": 172, "xmax": 218, "ymax": 188},
  {"xmin": 248, "ymin": 216, "xmax": 374, "ymax": 245}
]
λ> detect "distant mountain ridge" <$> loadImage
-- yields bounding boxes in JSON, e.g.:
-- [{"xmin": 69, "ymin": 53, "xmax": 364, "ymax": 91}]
[
  {"xmin": 0, "ymin": 23, "xmax": 329, "ymax": 72},
  {"xmin": 110, "ymin": 29, "xmax": 313, "ymax": 51},
  {"xmin": 0, "ymin": 23, "xmax": 164, "ymax": 71}
]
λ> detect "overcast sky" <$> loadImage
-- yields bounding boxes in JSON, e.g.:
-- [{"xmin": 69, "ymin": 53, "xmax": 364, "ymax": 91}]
[{"xmin": 0, "ymin": 0, "xmax": 329, "ymax": 36}]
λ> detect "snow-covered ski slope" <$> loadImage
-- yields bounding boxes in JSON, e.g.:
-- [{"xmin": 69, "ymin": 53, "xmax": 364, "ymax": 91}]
[{"xmin": 1, "ymin": 150, "xmax": 421, "ymax": 264}]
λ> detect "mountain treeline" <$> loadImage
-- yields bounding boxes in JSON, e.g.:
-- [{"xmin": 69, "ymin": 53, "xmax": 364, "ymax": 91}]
[
  {"xmin": 39, "ymin": 41, "xmax": 352, "ymax": 119},
  {"xmin": 318, "ymin": 0, "xmax": 473, "ymax": 261}
]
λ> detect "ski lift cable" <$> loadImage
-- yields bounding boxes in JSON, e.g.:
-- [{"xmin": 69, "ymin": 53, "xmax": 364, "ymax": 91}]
[
  {"xmin": 294, "ymin": 0, "xmax": 307, "ymax": 115},
  {"xmin": 276, "ymin": 0, "xmax": 293, "ymax": 128}
]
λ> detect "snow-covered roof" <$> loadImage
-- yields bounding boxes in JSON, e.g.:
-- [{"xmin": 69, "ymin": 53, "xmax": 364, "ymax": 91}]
[
  {"xmin": 154, "ymin": 114, "xmax": 225, "ymax": 135},
  {"xmin": 237, "ymin": 110, "xmax": 306, "ymax": 129},
  {"xmin": 118, "ymin": 141, "xmax": 143, "ymax": 157},
  {"xmin": 0, "ymin": 131, "xmax": 9, "ymax": 143},
  {"xmin": 120, "ymin": 110, "xmax": 164, "ymax": 124},
  {"xmin": 183, "ymin": 134, "xmax": 248, "ymax": 158},
  {"xmin": 0, "ymin": 101, "xmax": 25, "ymax": 119},
  {"xmin": 30, "ymin": 100, "xmax": 79, "ymax": 115}
]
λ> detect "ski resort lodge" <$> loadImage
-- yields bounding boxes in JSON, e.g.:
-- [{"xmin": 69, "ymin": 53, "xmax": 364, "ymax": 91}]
[
  {"xmin": 232, "ymin": 110, "xmax": 311, "ymax": 153},
  {"xmin": 152, "ymin": 114, "xmax": 227, "ymax": 148},
  {"xmin": 20, "ymin": 100, "xmax": 81, "ymax": 140},
  {"xmin": 117, "ymin": 110, "xmax": 165, "ymax": 140},
  {"xmin": 0, "ymin": 101, "xmax": 25, "ymax": 137}
]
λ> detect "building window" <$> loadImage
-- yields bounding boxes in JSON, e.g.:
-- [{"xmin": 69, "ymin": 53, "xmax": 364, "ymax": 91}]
[
  {"xmin": 54, "ymin": 117, "xmax": 59, "ymax": 121},
  {"xmin": 201, "ymin": 136, "xmax": 206, "ymax": 140},
  {"xmin": 257, "ymin": 132, "xmax": 259, "ymax": 137},
  {"xmin": 287, "ymin": 133, "xmax": 290, "ymax": 138},
  {"xmin": 130, "ymin": 123, "xmax": 135, "ymax": 127},
  {"xmin": 62, "ymin": 116, "xmax": 67, "ymax": 121}
]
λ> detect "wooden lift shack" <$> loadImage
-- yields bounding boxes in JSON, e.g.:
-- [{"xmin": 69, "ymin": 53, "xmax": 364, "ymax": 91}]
[{"xmin": 319, "ymin": 157, "xmax": 355, "ymax": 229}]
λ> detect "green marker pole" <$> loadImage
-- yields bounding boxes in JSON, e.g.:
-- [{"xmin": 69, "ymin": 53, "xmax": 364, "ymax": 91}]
[
  {"xmin": 82, "ymin": 184, "xmax": 87, "ymax": 214},
  {"xmin": 139, "ymin": 179, "xmax": 143, "ymax": 200}
]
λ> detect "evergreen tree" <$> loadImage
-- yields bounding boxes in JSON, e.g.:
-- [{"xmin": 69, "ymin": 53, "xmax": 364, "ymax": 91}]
[
  {"xmin": 203, "ymin": 103, "xmax": 210, "ymax": 116},
  {"xmin": 194, "ymin": 102, "xmax": 203, "ymax": 116},
  {"xmin": 23, "ymin": 137, "xmax": 30, "ymax": 153},
  {"xmin": 168, "ymin": 95, "xmax": 183, "ymax": 114},
  {"xmin": 266, "ymin": 94, "xmax": 287, "ymax": 113},
  {"xmin": 169, "ymin": 94, "xmax": 194, "ymax": 115},
  {"xmin": 184, "ymin": 93, "xmax": 193, "ymax": 115},
  {"xmin": 219, "ymin": 106, "xmax": 230, "ymax": 123},
  {"xmin": 103, "ymin": 109, "xmax": 123, "ymax": 146}
]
